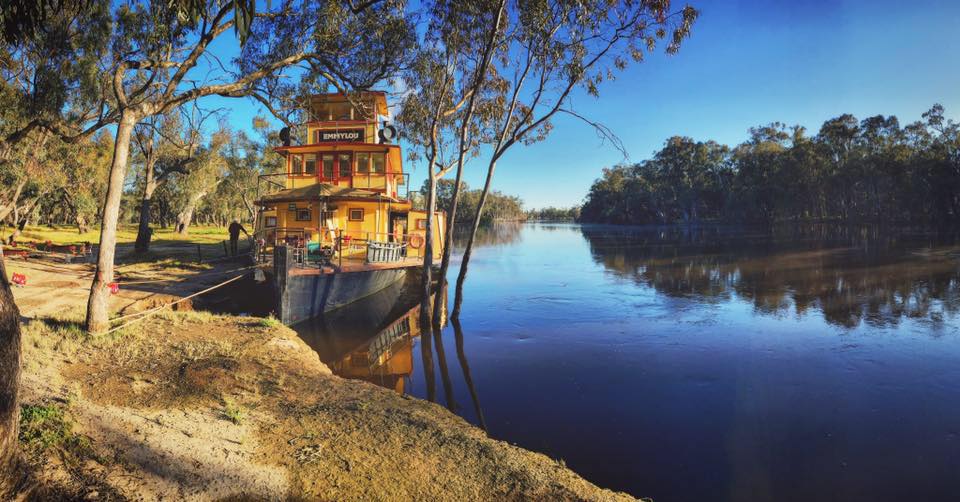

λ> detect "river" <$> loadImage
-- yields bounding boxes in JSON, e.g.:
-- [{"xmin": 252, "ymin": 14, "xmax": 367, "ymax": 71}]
[{"xmin": 294, "ymin": 222, "xmax": 960, "ymax": 501}]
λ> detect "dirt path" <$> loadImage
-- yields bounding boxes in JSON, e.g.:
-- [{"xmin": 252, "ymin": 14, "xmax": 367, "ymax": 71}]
[{"xmin": 7, "ymin": 257, "xmax": 252, "ymax": 320}]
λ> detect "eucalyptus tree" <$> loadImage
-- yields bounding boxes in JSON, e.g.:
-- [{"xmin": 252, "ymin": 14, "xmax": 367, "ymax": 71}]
[
  {"xmin": 132, "ymin": 108, "xmax": 219, "ymax": 252},
  {"xmin": 0, "ymin": 0, "xmax": 113, "ymax": 222},
  {"xmin": 397, "ymin": 0, "xmax": 505, "ymax": 328},
  {"xmin": 84, "ymin": 0, "xmax": 416, "ymax": 333},
  {"xmin": 172, "ymin": 127, "xmax": 230, "ymax": 235},
  {"xmin": 448, "ymin": 0, "xmax": 699, "ymax": 320}
]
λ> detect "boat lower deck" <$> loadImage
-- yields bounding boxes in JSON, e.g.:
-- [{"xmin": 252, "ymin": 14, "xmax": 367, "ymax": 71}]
[{"xmin": 287, "ymin": 256, "xmax": 426, "ymax": 276}]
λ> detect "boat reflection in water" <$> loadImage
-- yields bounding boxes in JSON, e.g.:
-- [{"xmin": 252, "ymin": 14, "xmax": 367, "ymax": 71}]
[{"xmin": 293, "ymin": 278, "xmax": 483, "ymax": 428}]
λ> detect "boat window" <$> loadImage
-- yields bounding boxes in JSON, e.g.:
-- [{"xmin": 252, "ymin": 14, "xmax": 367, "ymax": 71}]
[
  {"xmin": 296, "ymin": 208, "xmax": 312, "ymax": 221},
  {"xmin": 372, "ymin": 152, "xmax": 385, "ymax": 174},
  {"xmin": 416, "ymin": 218, "xmax": 427, "ymax": 230},
  {"xmin": 290, "ymin": 154, "xmax": 303, "ymax": 175},
  {"xmin": 322, "ymin": 154, "xmax": 334, "ymax": 180},
  {"xmin": 265, "ymin": 216, "xmax": 277, "ymax": 228},
  {"xmin": 339, "ymin": 153, "xmax": 352, "ymax": 178},
  {"xmin": 356, "ymin": 152, "xmax": 370, "ymax": 174},
  {"xmin": 313, "ymin": 104, "xmax": 331, "ymax": 121},
  {"xmin": 349, "ymin": 208, "xmax": 364, "ymax": 221},
  {"xmin": 304, "ymin": 154, "xmax": 317, "ymax": 175}
]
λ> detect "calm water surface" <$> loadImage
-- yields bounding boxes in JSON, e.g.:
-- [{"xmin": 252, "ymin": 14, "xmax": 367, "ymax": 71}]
[{"xmin": 295, "ymin": 223, "xmax": 960, "ymax": 501}]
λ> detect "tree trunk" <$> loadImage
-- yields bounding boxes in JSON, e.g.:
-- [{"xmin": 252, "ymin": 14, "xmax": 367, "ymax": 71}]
[
  {"xmin": 175, "ymin": 190, "xmax": 207, "ymax": 236},
  {"xmin": 432, "ymin": 0, "xmax": 506, "ymax": 327},
  {"xmin": 86, "ymin": 110, "xmax": 137, "ymax": 333},
  {"xmin": 433, "ymin": 165, "xmax": 466, "ymax": 326},
  {"xmin": 419, "ymin": 165, "xmax": 439, "ymax": 330},
  {"xmin": 0, "ymin": 245, "xmax": 22, "ymax": 495},
  {"xmin": 0, "ymin": 180, "xmax": 26, "ymax": 224},
  {"xmin": 134, "ymin": 150, "xmax": 158, "ymax": 253},
  {"xmin": 452, "ymin": 158, "xmax": 498, "ymax": 320},
  {"xmin": 5, "ymin": 198, "xmax": 38, "ymax": 246}
]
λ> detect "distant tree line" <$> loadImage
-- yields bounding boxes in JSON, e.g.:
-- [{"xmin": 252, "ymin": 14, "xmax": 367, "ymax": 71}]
[
  {"xmin": 581, "ymin": 105, "xmax": 960, "ymax": 225},
  {"xmin": 527, "ymin": 206, "xmax": 581, "ymax": 221},
  {"xmin": 419, "ymin": 179, "xmax": 525, "ymax": 228}
]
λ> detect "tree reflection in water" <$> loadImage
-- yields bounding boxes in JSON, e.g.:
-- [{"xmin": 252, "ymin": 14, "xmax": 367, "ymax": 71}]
[
  {"xmin": 452, "ymin": 318, "xmax": 486, "ymax": 431},
  {"xmin": 294, "ymin": 281, "xmax": 486, "ymax": 428},
  {"xmin": 452, "ymin": 221, "xmax": 524, "ymax": 249},
  {"xmin": 581, "ymin": 224, "xmax": 960, "ymax": 328}
]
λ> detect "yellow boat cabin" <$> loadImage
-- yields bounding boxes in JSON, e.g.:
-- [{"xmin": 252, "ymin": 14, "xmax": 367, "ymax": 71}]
[{"xmin": 253, "ymin": 91, "xmax": 446, "ymax": 271}]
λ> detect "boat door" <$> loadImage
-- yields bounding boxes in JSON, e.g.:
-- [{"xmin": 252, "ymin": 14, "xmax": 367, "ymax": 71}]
[{"xmin": 390, "ymin": 212, "xmax": 408, "ymax": 243}]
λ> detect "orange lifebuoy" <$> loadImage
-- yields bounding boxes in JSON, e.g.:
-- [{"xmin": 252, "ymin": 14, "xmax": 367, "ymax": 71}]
[{"xmin": 409, "ymin": 234, "xmax": 424, "ymax": 249}]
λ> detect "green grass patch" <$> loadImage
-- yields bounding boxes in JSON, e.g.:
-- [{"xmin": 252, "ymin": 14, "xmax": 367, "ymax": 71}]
[
  {"xmin": 19, "ymin": 404, "xmax": 92, "ymax": 457},
  {"xmin": 222, "ymin": 399, "xmax": 247, "ymax": 425},
  {"xmin": 257, "ymin": 315, "xmax": 281, "ymax": 329}
]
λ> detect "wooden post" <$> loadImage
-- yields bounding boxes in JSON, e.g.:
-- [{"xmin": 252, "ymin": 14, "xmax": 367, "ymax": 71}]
[
  {"xmin": 196, "ymin": 244, "xmax": 202, "ymax": 263},
  {"xmin": 222, "ymin": 240, "xmax": 228, "ymax": 257}
]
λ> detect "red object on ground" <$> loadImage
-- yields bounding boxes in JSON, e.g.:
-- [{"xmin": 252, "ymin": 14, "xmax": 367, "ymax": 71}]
[
  {"xmin": 11, "ymin": 273, "xmax": 26, "ymax": 286},
  {"xmin": 108, "ymin": 282, "xmax": 119, "ymax": 294}
]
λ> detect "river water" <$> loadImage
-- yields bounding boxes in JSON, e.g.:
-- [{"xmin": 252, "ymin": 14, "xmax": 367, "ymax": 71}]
[{"xmin": 294, "ymin": 223, "xmax": 960, "ymax": 501}]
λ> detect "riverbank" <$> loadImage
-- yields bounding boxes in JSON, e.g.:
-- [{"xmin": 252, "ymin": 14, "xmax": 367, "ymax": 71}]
[{"xmin": 14, "ymin": 308, "xmax": 633, "ymax": 500}]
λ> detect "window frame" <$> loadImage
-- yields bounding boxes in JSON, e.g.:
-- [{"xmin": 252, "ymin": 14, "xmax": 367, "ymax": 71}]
[
  {"xmin": 338, "ymin": 152, "xmax": 353, "ymax": 179},
  {"xmin": 371, "ymin": 152, "xmax": 386, "ymax": 174},
  {"xmin": 416, "ymin": 218, "xmax": 427, "ymax": 230},
  {"xmin": 295, "ymin": 208, "xmax": 312, "ymax": 222},
  {"xmin": 321, "ymin": 154, "xmax": 335, "ymax": 181},
  {"xmin": 356, "ymin": 152, "xmax": 370, "ymax": 174},
  {"xmin": 348, "ymin": 208, "xmax": 364, "ymax": 222},
  {"xmin": 265, "ymin": 216, "xmax": 277, "ymax": 228},
  {"xmin": 289, "ymin": 153, "xmax": 304, "ymax": 175}
]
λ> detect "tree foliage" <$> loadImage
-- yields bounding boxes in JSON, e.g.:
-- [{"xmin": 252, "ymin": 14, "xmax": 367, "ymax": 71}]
[
  {"xmin": 581, "ymin": 106, "xmax": 960, "ymax": 226},
  {"xmin": 419, "ymin": 179, "xmax": 525, "ymax": 226}
]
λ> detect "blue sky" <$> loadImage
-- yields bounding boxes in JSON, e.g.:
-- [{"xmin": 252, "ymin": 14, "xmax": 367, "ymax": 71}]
[{"xmin": 199, "ymin": 0, "xmax": 960, "ymax": 209}]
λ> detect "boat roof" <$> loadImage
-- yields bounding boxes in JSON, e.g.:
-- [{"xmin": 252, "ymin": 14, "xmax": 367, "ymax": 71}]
[{"xmin": 256, "ymin": 183, "xmax": 401, "ymax": 204}]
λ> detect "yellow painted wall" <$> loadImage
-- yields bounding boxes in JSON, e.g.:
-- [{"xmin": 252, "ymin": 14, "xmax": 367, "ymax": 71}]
[
  {"xmin": 257, "ymin": 201, "xmax": 444, "ymax": 261},
  {"xmin": 407, "ymin": 210, "xmax": 446, "ymax": 260}
]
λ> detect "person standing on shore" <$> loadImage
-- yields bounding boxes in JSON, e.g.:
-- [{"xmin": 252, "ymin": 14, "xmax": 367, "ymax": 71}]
[{"xmin": 228, "ymin": 220, "xmax": 249, "ymax": 256}]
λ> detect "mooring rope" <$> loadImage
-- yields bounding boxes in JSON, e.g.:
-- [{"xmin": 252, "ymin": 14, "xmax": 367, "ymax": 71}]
[{"xmin": 103, "ymin": 272, "xmax": 252, "ymax": 334}]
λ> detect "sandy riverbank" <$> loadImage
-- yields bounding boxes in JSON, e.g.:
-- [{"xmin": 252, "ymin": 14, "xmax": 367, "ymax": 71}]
[{"xmin": 14, "ymin": 306, "xmax": 634, "ymax": 501}]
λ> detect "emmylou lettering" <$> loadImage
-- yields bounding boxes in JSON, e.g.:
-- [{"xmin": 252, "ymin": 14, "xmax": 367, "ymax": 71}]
[{"xmin": 317, "ymin": 129, "xmax": 363, "ymax": 142}]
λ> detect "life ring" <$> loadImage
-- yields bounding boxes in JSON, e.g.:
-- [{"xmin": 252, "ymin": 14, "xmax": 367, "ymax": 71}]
[
  {"xmin": 408, "ymin": 234, "xmax": 424, "ymax": 249},
  {"xmin": 378, "ymin": 124, "xmax": 398, "ymax": 144}
]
